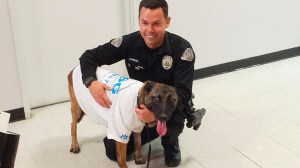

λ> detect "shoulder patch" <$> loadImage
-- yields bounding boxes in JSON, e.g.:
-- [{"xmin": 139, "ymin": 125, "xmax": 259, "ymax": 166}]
[
  {"xmin": 181, "ymin": 48, "xmax": 194, "ymax": 61},
  {"xmin": 111, "ymin": 37, "xmax": 123, "ymax": 48}
]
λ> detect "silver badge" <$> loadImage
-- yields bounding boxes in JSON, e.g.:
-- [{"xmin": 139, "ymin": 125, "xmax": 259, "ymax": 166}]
[
  {"xmin": 162, "ymin": 55, "xmax": 173, "ymax": 70},
  {"xmin": 181, "ymin": 48, "xmax": 194, "ymax": 61},
  {"xmin": 111, "ymin": 37, "xmax": 123, "ymax": 48}
]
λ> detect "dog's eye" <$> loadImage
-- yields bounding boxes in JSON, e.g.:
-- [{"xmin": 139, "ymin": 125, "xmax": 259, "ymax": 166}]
[{"xmin": 152, "ymin": 97, "xmax": 159, "ymax": 103}]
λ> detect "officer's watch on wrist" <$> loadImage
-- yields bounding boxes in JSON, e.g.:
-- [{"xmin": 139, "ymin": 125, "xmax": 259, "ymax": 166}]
[{"xmin": 84, "ymin": 77, "xmax": 96, "ymax": 88}]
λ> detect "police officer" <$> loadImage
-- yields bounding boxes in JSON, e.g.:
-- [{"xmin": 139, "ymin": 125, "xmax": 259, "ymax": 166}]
[{"xmin": 80, "ymin": 0, "xmax": 195, "ymax": 167}]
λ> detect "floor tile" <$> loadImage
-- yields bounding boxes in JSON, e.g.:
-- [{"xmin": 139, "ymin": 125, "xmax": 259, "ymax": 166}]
[
  {"xmin": 210, "ymin": 119, "xmax": 266, "ymax": 147},
  {"xmin": 180, "ymin": 129, "xmax": 232, "ymax": 162},
  {"xmin": 200, "ymin": 148, "xmax": 260, "ymax": 168},
  {"xmin": 235, "ymin": 137, "xmax": 298, "ymax": 167},
  {"xmin": 271, "ymin": 128, "xmax": 300, "ymax": 155},
  {"xmin": 272, "ymin": 157, "xmax": 300, "ymax": 168},
  {"xmin": 242, "ymin": 111, "xmax": 300, "ymax": 136}
]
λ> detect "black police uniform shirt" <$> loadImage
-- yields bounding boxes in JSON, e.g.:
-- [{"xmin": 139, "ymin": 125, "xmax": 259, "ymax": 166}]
[{"xmin": 80, "ymin": 31, "xmax": 195, "ymax": 109}]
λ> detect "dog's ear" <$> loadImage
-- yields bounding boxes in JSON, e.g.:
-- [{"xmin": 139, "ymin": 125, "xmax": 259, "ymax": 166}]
[
  {"xmin": 143, "ymin": 81, "xmax": 156, "ymax": 93},
  {"xmin": 138, "ymin": 81, "xmax": 156, "ymax": 104}
]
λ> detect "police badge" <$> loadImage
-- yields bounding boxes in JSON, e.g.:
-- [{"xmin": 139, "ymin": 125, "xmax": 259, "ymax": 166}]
[
  {"xmin": 181, "ymin": 48, "xmax": 194, "ymax": 61},
  {"xmin": 111, "ymin": 37, "xmax": 123, "ymax": 48},
  {"xmin": 162, "ymin": 55, "xmax": 173, "ymax": 70}
]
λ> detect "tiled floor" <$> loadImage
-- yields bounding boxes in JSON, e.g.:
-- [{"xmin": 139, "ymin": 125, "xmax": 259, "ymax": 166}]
[{"xmin": 8, "ymin": 56, "xmax": 300, "ymax": 168}]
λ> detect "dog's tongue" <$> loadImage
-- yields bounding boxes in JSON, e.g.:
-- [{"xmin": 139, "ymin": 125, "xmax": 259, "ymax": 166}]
[{"xmin": 157, "ymin": 120, "xmax": 167, "ymax": 136}]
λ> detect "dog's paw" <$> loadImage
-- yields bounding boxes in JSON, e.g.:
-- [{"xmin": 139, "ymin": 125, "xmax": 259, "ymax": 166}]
[
  {"xmin": 70, "ymin": 145, "xmax": 80, "ymax": 153},
  {"xmin": 134, "ymin": 157, "xmax": 146, "ymax": 165}
]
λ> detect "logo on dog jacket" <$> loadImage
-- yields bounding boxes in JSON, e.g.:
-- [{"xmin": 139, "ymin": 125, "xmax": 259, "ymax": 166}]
[
  {"xmin": 111, "ymin": 77, "xmax": 129, "ymax": 94},
  {"xmin": 120, "ymin": 134, "xmax": 128, "ymax": 140},
  {"xmin": 101, "ymin": 71, "xmax": 131, "ymax": 95}
]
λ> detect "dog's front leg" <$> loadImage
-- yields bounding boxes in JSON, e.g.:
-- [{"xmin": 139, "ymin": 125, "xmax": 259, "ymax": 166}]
[
  {"xmin": 116, "ymin": 141, "xmax": 128, "ymax": 168},
  {"xmin": 133, "ymin": 132, "xmax": 145, "ymax": 164}
]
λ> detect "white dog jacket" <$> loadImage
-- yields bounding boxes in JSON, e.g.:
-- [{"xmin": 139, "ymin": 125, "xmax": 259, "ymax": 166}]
[{"xmin": 72, "ymin": 65, "xmax": 144, "ymax": 143}]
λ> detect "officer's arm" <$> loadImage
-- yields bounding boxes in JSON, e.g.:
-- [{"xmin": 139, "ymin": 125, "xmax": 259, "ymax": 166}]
[
  {"xmin": 79, "ymin": 37, "xmax": 126, "ymax": 107},
  {"xmin": 173, "ymin": 47, "xmax": 195, "ymax": 112},
  {"xmin": 79, "ymin": 37, "xmax": 126, "ymax": 83},
  {"xmin": 173, "ymin": 47, "xmax": 206, "ymax": 130}
]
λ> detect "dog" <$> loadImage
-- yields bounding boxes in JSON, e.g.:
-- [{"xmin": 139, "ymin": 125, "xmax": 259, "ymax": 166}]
[{"xmin": 68, "ymin": 65, "xmax": 178, "ymax": 168}]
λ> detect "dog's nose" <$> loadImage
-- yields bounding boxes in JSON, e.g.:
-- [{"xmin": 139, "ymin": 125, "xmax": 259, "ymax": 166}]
[{"xmin": 158, "ymin": 114, "xmax": 167, "ymax": 121}]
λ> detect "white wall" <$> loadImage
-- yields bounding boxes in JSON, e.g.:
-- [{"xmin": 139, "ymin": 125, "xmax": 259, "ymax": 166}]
[
  {"xmin": 3, "ymin": 0, "xmax": 300, "ymax": 113},
  {"xmin": 0, "ymin": 0, "xmax": 23, "ymax": 111},
  {"xmin": 132, "ymin": 0, "xmax": 300, "ymax": 69},
  {"xmin": 8, "ymin": 0, "xmax": 127, "ymax": 110}
]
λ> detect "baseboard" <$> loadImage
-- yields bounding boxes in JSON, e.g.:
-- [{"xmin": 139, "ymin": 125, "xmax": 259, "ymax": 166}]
[
  {"xmin": 194, "ymin": 46, "xmax": 300, "ymax": 80},
  {"xmin": 5, "ymin": 108, "xmax": 25, "ymax": 123}
]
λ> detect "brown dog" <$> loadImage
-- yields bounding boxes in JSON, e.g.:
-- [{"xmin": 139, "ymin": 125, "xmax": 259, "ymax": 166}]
[{"xmin": 68, "ymin": 66, "xmax": 178, "ymax": 168}]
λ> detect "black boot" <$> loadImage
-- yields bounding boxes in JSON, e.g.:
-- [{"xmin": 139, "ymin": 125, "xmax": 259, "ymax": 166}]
[
  {"xmin": 162, "ymin": 132, "xmax": 182, "ymax": 167},
  {"xmin": 164, "ymin": 142, "xmax": 181, "ymax": 167}
]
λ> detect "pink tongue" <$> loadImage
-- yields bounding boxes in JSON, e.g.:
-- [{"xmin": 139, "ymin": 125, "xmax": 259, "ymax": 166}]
[{"xmin": 157, "ymin": 120, "xmax": 167, "ymax": 136}]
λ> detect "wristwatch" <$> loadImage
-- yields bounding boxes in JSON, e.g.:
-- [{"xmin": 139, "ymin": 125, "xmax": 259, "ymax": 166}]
[{"xmin": 84, "ymin": 77, "xmax": 96, "ymax": 88}]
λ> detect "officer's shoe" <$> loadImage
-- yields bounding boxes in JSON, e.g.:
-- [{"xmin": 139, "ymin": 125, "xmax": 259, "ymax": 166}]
[{"xmin": 164, "ymin": 144, "xmax": 181, "ymax": 167}]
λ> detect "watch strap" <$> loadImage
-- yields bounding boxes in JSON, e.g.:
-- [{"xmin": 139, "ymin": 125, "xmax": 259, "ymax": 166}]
[{"xmin": 84, "ymin": 77, "xmax": 96, "ymax": 88}]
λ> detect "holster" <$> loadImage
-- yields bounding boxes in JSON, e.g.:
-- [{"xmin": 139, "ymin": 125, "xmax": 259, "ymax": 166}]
[{"xmin": 184, "ymin": 94, "xmax": 206, "ymax": 130}]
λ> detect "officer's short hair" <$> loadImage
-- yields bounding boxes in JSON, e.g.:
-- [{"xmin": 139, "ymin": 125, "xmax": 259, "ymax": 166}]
[{"xmin": 139, "ymin": 0, "xmax": 168, "ymax": 18}]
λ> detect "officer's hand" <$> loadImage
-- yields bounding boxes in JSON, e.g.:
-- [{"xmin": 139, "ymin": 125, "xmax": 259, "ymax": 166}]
[
  {"xmin": 88, "ymin": 81, "xmax": 112, "ymax": 108},
  {"xmin": 135, "ymin": 104, "xmax": 156, "ymax": 123}
]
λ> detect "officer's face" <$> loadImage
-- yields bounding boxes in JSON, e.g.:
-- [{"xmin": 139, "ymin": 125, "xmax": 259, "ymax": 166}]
[{"xmin": 139, "ymin": 7, "xmax": 170, "ymax": 49}]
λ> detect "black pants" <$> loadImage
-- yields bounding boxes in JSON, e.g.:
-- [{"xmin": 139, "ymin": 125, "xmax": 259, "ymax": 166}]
[{"xmin": 103, "ymin": 109, "xmax": 185, "ymax": 161}]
